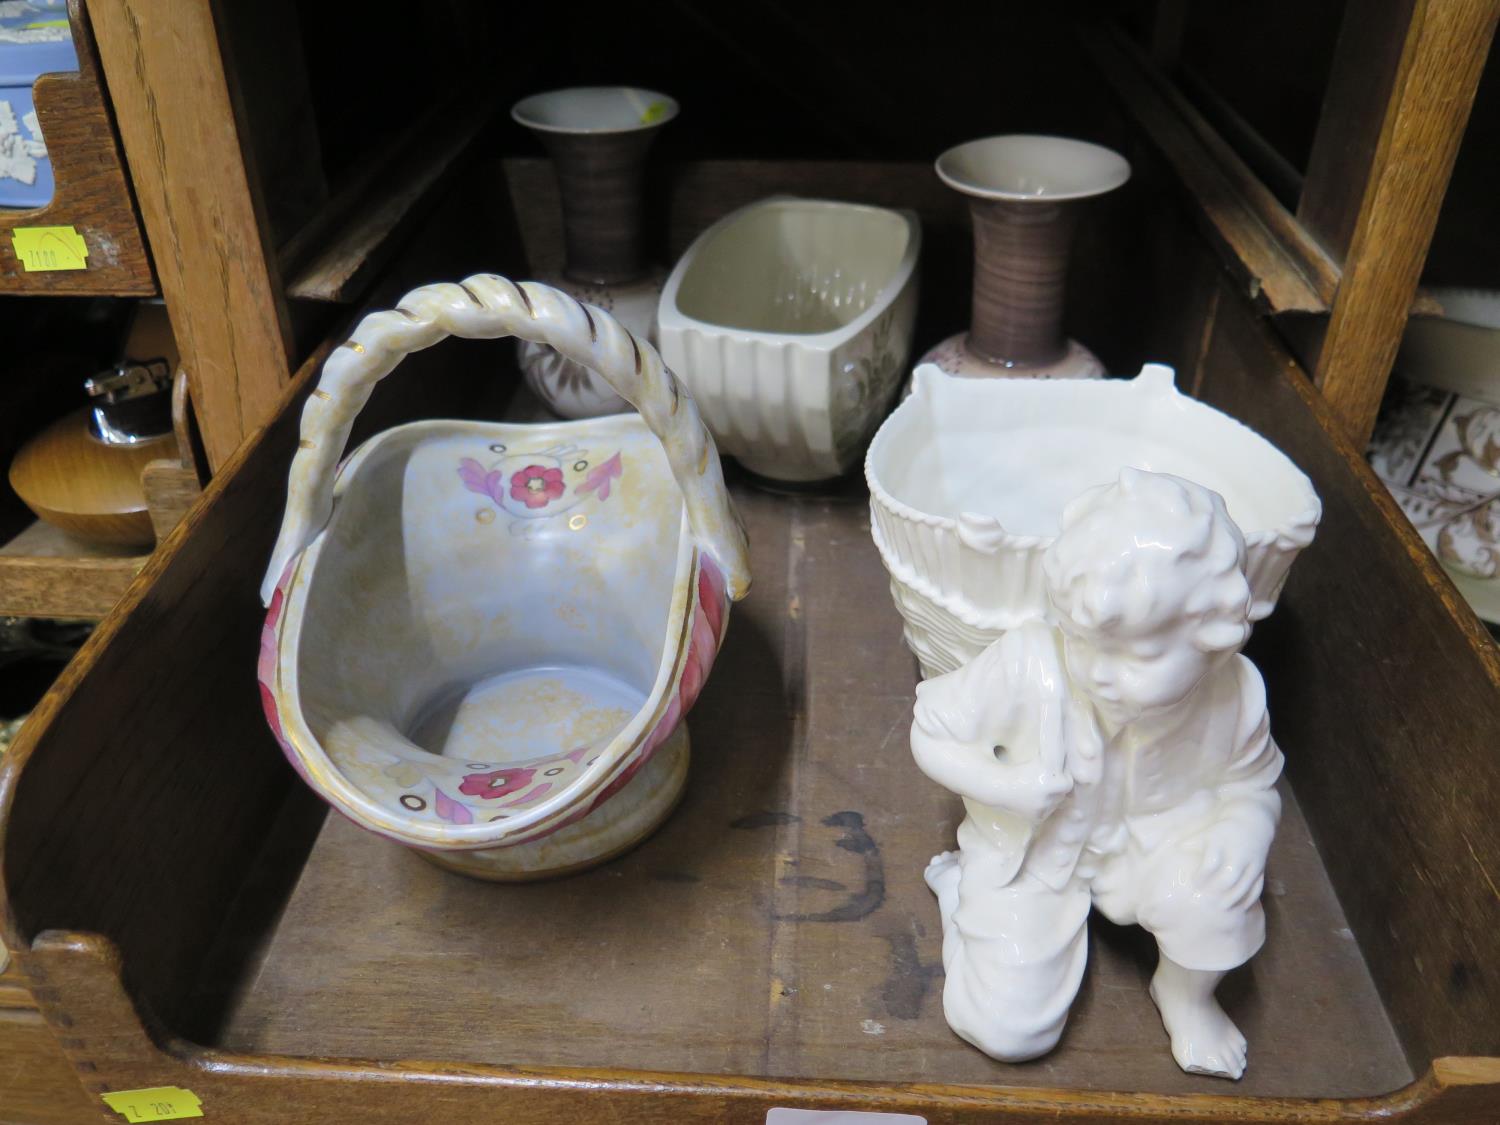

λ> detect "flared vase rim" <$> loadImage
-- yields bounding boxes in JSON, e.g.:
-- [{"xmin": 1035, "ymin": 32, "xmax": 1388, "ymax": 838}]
[
  {"xmin": 511, "ymin": 86, "xmax": 680, "ymax": 136},
  {"xmin": 935, "ymin": 134, "xmax": 1131, "ymax": 203}
]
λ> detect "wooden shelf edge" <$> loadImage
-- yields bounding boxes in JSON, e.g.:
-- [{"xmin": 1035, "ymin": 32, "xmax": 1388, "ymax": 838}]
[
  {"xmin": 1081, "ymin": 21, "xmax": 1333, "ymax": 317},
  {"xmin": 0, "ymin": 521, "xmax": 147, "ymax": 619},
  {"xmin": 11, "ymin": 933, "xmax": 1500, "ymax": 1122},
  {"xmin": 0, "ymin": 555, "xmax": 145, "ymax": 619},
  {"xmin": 1083, "ymin": 21, "xmax": 1452, "ymax": 323},
  {"xmin": 281, "ymin": 95, "xmax": 494, "ymax": 304}
]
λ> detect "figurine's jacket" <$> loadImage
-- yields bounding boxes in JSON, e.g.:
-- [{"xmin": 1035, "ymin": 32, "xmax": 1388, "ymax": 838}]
[{"xmin": 913, "ymin": 620, "xmax": 1282, "ymax": 892}]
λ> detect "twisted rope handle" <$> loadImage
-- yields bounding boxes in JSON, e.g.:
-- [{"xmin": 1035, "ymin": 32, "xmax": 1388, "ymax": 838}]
[{"xmin": 260, "ymin": 274, "xmax": 751, "ymax": 606}]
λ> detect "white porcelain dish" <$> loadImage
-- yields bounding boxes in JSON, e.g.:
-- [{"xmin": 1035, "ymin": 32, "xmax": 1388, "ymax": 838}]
[
  {"xmin": 657, "ymin": 197, "xmax": 920, "ymax": 482},
  {"xmin": 866, "ymin": 363, "xmax": 1322, "ymax": 676},
  {"xmin": 1398, "ymin": 288, "xmax": 1500, "ymax": 407}
]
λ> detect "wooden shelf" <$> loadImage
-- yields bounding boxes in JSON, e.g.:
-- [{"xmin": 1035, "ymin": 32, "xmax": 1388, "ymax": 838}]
[
  {"xmin": 0, "ymin": 278, "xmax": 1494, "ymax": 1120},
  {"xmin": 205, "ymin": 483, "xmax": 1407, "ymax": 1100},
  {"xmin": 0, "ymin": 520, "xmax": 145, "ymax": 619},
  {"xmin": 0, "ymin": 0, "xmax": 154, "ymax": 297},
  {"xmin": 1, "ymin": 138, "xmax": 1497, "ymax": 1118}
]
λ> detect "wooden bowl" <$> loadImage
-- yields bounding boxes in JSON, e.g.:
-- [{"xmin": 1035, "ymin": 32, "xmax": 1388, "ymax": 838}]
[{"xmin": 7, "ymin": 407, "xmax": 173, "ymax": 548}]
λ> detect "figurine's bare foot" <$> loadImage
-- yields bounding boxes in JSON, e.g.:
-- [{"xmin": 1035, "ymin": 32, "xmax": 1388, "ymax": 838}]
[{"xmin": 1149, "ymin": 956, "xmax": 1246, "ymax": 1080}]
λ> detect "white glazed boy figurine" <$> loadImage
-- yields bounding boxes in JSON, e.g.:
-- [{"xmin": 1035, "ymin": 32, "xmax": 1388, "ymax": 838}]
[{"xmin": 913, "ymin": 468, "xmax": 1281, "ymax": 1079}]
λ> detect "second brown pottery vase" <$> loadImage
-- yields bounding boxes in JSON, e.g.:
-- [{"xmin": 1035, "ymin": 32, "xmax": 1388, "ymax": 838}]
[{"xmin": 922, "ymin": 134, "xmax": 1130, "ymax": 380}]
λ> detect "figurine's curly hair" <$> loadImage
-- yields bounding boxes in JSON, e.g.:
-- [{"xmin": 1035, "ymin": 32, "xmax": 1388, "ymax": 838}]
[{"xmin": 1043, "ymin": 469, "xmax": 1252, "ymax": 653}]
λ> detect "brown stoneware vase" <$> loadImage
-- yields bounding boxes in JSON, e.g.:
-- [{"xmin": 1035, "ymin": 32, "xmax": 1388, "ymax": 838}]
[
  {"xmin": 922, "ymin": 135, "xmax": 1130, "ymax": 380},
  {"xmin": 512, "ymin": 86, "xmax": 678, "ymax": 418}
]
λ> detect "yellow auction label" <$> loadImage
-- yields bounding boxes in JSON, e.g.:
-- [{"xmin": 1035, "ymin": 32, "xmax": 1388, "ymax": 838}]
[
  {"xmin": 10, "ymin": 226, "xmax": 89, "ymax": 272},
  {"xmin": 101, "ymin": 1087, "xmax": 204, "ymax": 1121}
]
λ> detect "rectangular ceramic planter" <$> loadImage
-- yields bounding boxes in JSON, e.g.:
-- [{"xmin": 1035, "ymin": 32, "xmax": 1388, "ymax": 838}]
[{"xmin": 657, "ymin": 197, "xmax": 920, "ymax": 483}]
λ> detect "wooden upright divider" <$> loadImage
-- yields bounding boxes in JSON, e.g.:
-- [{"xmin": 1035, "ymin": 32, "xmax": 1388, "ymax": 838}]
[{"xmin": 86, "ymin": 0, "xmax": 296, "ymax": 471}]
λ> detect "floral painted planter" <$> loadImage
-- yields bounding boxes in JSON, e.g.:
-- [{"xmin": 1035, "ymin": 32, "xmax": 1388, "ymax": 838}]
[{"xmin": 258, "ymin": 275, "xmax": 750, "ymax": 880}]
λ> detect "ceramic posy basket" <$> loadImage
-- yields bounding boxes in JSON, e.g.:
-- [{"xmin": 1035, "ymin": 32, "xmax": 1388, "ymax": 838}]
[
  {"xmin": 657, "ymin": 197, "xmax": 921, "ymax": 483},
  {"xmin": 866, "ymin": 363, "xmax": 1321, "ymax": 677},
  {"xmin": 259, "ymin": 275, "xmax": 751, "ymax": 880}
]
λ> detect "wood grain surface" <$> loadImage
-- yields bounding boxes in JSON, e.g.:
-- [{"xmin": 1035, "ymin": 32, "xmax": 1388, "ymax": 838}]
[
  {"xmin": 1296, "ymin": 0, "xmax": 1418, "ymax": 263},
  {"xmin": 0, "ymin": 0, "xmax": 154, "ymax": 296},
  {"xmin": 139, "ymin": 460, "xmax": 201, "ymax": 542},
  {"xmin": 0, "ymin": 954, "xmax": 33, "ymax": 1010},
  {"xmin": 0, "ymin": 1008, "xmax": 96, "ymax": 1124},
  {"xmin": 87, "ymin": 0, "xmax": 296, "ymax": 472}
]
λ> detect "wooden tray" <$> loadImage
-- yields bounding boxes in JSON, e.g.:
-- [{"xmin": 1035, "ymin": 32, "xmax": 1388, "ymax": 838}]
[
  {"xmin": 1, "ymin": 159, "xmax": 1498, "ymax": 1123},
  {"xmin": 205, "ymin": 481, "xmax": 1407, "ymax": 1100}
]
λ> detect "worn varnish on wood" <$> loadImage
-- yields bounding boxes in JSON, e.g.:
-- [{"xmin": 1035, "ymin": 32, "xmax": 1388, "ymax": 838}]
[
  {"xmin": 0, "ymin": 1008, "xmax": 96, "ymax": 1124},
  {"xmin": 1, "ymin": 947, "xmax": 94, "ymax": 1123}
]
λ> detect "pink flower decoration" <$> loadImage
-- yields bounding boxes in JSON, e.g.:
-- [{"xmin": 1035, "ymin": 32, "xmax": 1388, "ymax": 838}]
[
  {"xmin": 510, "ymin": 464, "xmax": 566, "ymax": 509},
  {"xmin": 679, "ymin": 605, "xmax": 718, "ymax": 714},
  {"xmin": 265, "ymin": 581, "xmax": 287, "ymax": 629},
  {"xmin": 434, "ymin": 788, "xmax": 474, "ymax": 825},
  {"xmin": 697, "ymin": 556, "xmax": 726, "ymax": 643},
  {"xmin": 459, "ymin": 765, "xmax": 537, "ymax": 800},
  {"xmin": 576, "ymin": 451, "xmax": 623, "ymax": 501},
  {"xmin": 458, "ymin": 457, "xmax": 505, "ymax": 504},
  {"xmin": 589, "ymin": 757, "xmax": 644, "ymax": 813},
  {"xmin": 258, "ymin": 565, "xmax": 316, "ymax": 789},
  {"xmin": 646, "ymin": 692, "xmax": 683, "ymax": 755},
  {"xmin": 258, "ymin": 682, "xmax": 285, "ymax": 746},
  {"xmin": 497, "ymin": 781, "xmax": 553, "ymax": 808}
]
